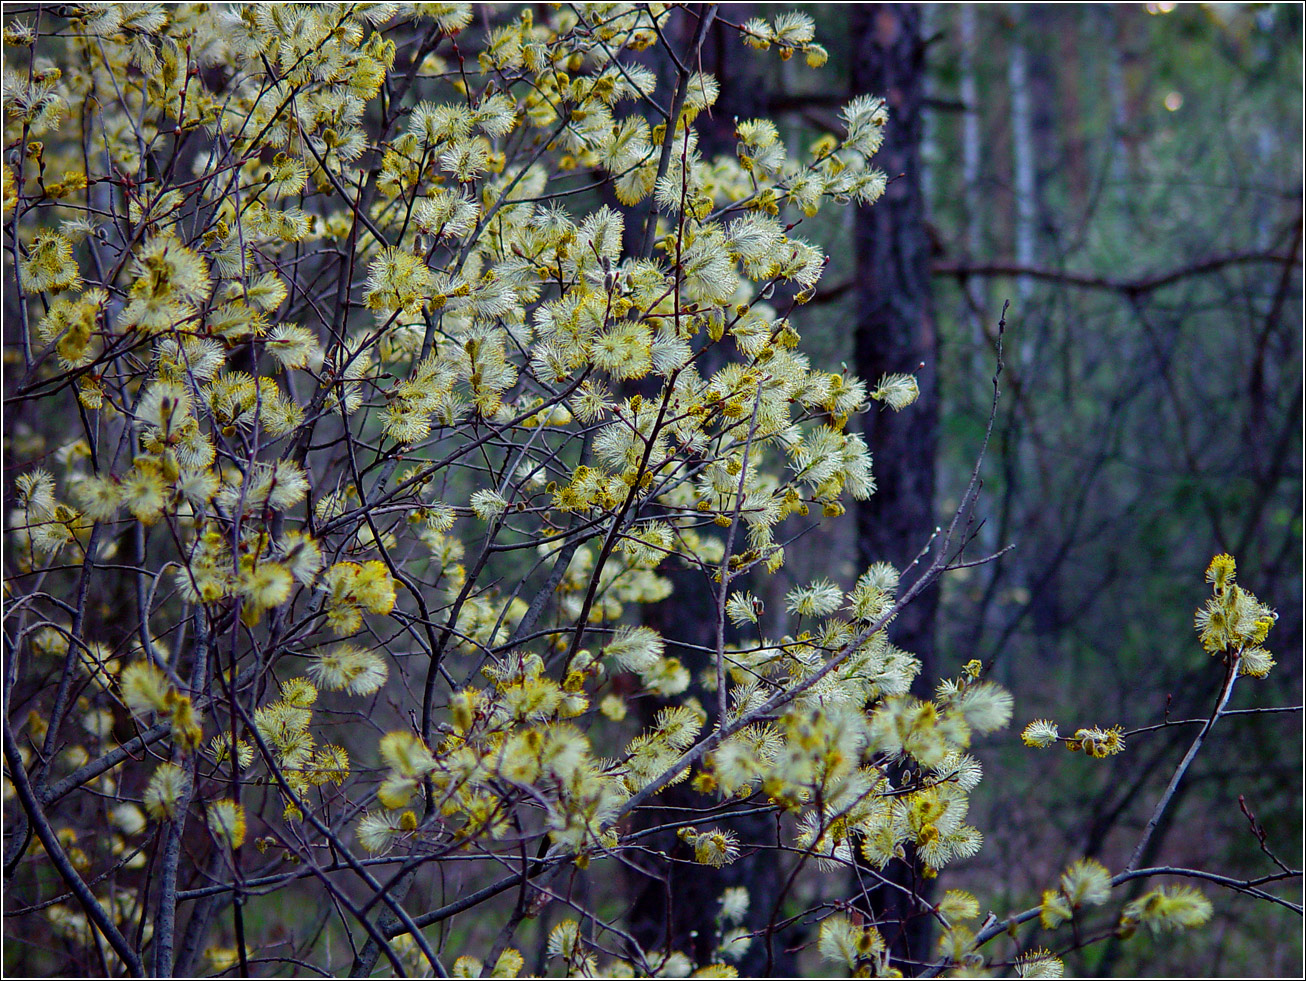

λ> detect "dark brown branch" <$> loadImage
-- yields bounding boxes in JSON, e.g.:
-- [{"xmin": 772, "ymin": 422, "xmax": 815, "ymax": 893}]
[
  {"xmin": 4, "ymin": 721, "xmax": 145, "ymax": 976},
  {"xmin": 932, "ymin": 250, "xmax": 1297, "ymax": 295}
]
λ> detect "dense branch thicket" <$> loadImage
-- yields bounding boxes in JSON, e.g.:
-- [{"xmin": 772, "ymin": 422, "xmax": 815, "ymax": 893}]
[{"xmin": 2, "ymin": 5, "xmax": 1295, "ymax": 978}]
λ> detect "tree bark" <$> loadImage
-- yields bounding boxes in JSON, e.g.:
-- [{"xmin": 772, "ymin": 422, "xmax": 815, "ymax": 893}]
[
  {"xmin": 1105, "ymin": 5, "xmax": 1132, "ymax": 214},
  {"xmin": 1008, "ymin": 5, "xmax": 1036, "ymax": 325},
  {"xmin": 959, "ymin": 5, "xmax": 987, "ymax": 354},
  {"xmin": 624, "ymin": 8, "xmax": 796, "ymax": 975},
  {"xmin": 850, "ymin": 4, "xmax": 940, "ymax": 966}
]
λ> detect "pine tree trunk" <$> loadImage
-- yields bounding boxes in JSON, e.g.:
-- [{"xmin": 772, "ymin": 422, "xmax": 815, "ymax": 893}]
[
  {"xmin": 959, "ymin": 5, "xmax": 988, "ymax": 356},
  {"xmin": 624, "ymin": 9, "xmax": 796, "ymax": 974},
  {"xmin": 849, "ymin": 4, "xmax": 940, "ymax": 966},
  {"xmin": 1008, "ymin": 5, "xmax": 1036, "ymax": 330}
]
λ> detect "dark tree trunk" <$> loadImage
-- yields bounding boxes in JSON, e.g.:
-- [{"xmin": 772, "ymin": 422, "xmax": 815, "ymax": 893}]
[
  {"xmin": 624, "ymin": 8, "xmax": 797, "ymax": 975},
  {"xmin": 851, "ymin": 5, "xmax": 938, "ymax": 682},
  {"xmin": 850, "ymin": 4, "xmax": 940, "ymax": 966}
]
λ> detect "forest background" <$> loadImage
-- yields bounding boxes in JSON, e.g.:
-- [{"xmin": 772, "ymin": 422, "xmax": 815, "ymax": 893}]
[{"xmin": 788, "ymin": 4, "xmax": 1305, "ymax": 976}]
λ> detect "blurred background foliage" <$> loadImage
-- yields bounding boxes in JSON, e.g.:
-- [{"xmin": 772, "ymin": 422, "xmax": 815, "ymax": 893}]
[{"xmin": 763, "ymin": 3, "xmax": 1302, "ymax": 975}]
